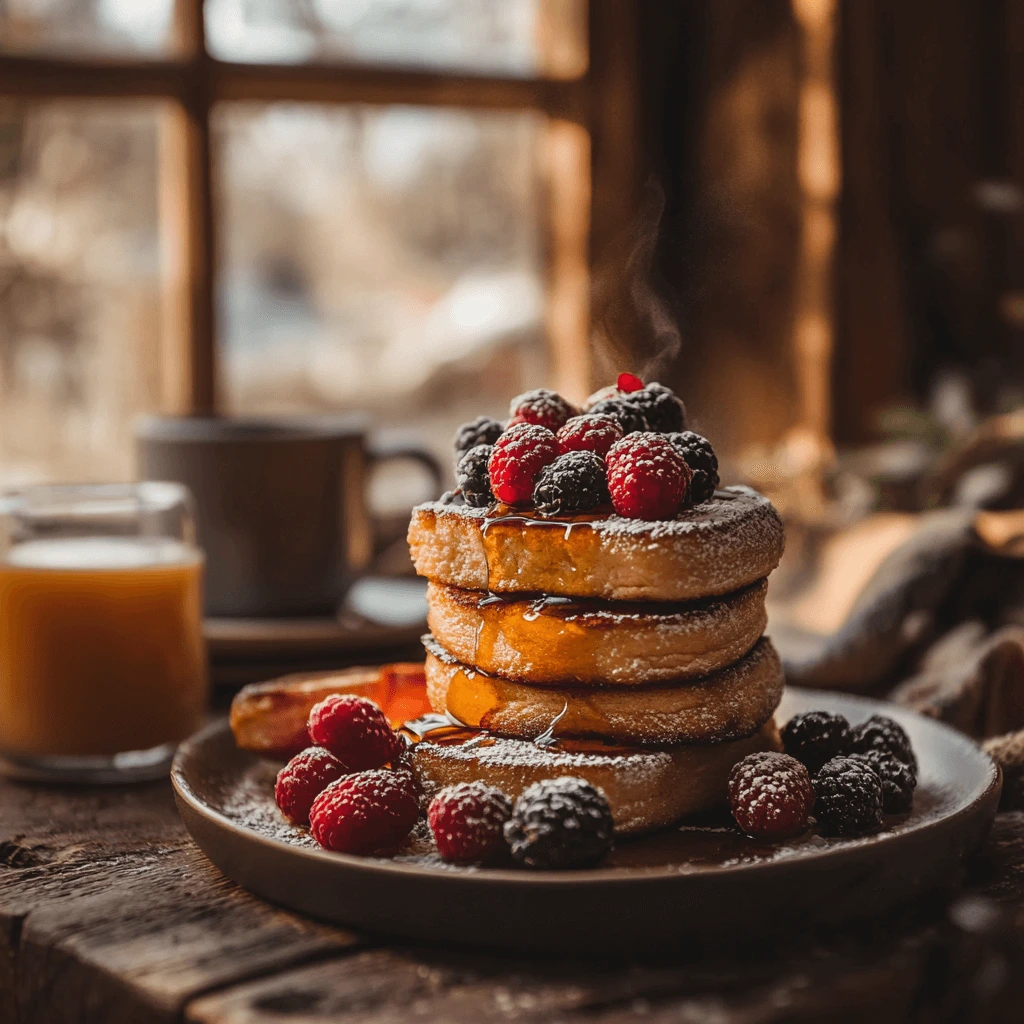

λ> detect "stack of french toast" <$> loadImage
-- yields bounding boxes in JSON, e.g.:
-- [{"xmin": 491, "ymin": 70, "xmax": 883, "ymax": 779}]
[{"xmin": 407, "ymin": 376, "xmax": 787, "ymax": 834}]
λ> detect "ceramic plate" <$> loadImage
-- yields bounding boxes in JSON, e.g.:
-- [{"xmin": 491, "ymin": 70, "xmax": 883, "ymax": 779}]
[{"xmin": 172, "ymin": 688, "xmax": 1001, "ymax": 953}]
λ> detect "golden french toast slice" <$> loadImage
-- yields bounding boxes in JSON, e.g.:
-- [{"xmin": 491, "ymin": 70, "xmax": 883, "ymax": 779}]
[
  {"xmin": 412, "ymin": 719, "xmax": 782, "ymax": 836},
  {"xmin": 408, "ymin": 487, "xmax": 784, "ymax": 602},
  {"xmin": 427, "ymin": 578, "xmax": 767, "ymax": 686},
  {"xmin": 423, "ymin": 635, "xmax": 783, "ymax": 746}
]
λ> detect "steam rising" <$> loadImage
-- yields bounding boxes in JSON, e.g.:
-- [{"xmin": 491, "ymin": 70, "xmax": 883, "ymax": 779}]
[{"xmin": 591, "ymin": 179, "xmax": 683, "ymax": 385}]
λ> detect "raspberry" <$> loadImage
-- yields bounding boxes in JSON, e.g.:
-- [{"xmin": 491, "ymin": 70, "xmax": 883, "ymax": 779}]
[
  {"xmin": 849, "ymin": 750, "xmax": 916, "ymax": 813},
  {"xmin": 728, "ymin": 751, "xmax": 814, "ymax": 839},
  {"xmin": 555, "ymin": 414, "xmax": 624, "ymax": 459},
  {"xmin": 307, "ymin": 694, "xmax": 401, "ymax": 771},
  {"xmin": 487, "ymin": 422, "xmax": 559, "ymax": 505},
  {"xmin": 453, "ymin": 416, "xmax": 504, "ymax": 457},
  {"xmin": 814, "ymin": 756, "xmax": 884, "ymax": 836},
  {"xmin": 587, "ymin": 396, "xmax": 648, "ymax": 435},
  {"xmin": 274, "ymin": 746, "xmax": 349, "ymax": 825},
  {"xmin": 781, "ymin": 711, "xmax": 852, "ymax": 774},
  {"xmin": 428, "ymin": 781, "xmax": 513, "ymax": 864},
  {"xmin": 617, "ymin": 372, "xmax": 644, "ymax": 393},
  {"xmin": 666, "ymin": 431, "xmax": 720, "ymax": 505},
  {"xmin": 849, "ymin": 715, "xmax": 917, "ymax": 772},
  {"xmin": 533, "ymin": 451, "xmax": 609, "ymax": 516},
  {"xmin": 605, "ymin": 432, "xmax": 691, "ymax": 520},
  {"xmin": 504, "ymin": 776, "xmax": 614, "ymax": 869},
  {"xmin": 309, "ymin": 768, "xmax": 420, "ymax": 854},
  {"xmin": 508, "ymin": 388, "xmax": 577, "ymax": 432},
  {"xmin": 455, "ymin": 444, "xmax": 494, "ymax": 508},
  {"xmin": 624, "ymin": 382, "xmax": 687, "ymax": 433}
]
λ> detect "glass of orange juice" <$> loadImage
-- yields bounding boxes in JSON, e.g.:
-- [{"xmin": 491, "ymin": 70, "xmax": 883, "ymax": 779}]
[{"xmin": 0, "ymin": 483, "xmax": 206, "ymax": 782}]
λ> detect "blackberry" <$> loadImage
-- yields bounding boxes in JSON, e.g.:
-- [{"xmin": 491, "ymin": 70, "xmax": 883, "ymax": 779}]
[
  {"xmin": 666, "ymin": 431, "xmax": 720, "ymax": 504},
  {"xmin": 781, "ymin": 711, "xmax": 852, "ymax": 773},
  {"xmin": 624, "ymin": 383, "xmax": 686, "ymax": 433},
  {"xmin": 849, "ymin": 715, "xmax": 917, "ymax": 772},
  {"xmin": 533, "ymin": 451, "xmax": 609, "ymax": 516},
  {"xmin": 504, "ymin": 776, "xmax": 614, "ymax": 869},
  {"xmin": 455, "ymin": 444, "xmax": 494, "ymax": 508},
  {"xmin": 587, "ymin": 396, "xmax": 649, "ymax": 435},
  {"xmin": 453, "ymin": 416, "xmax": 504, "ymax": 458},
  {"xmin": 849, "ymin": 749, "xmax": 916, "ymax": 813},
  {"xmin": 814, "ymin": 756, "xmax": 884, "ymax": 836}
]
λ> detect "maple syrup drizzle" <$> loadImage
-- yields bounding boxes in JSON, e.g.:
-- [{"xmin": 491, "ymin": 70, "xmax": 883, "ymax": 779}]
[{"xmin": 400, "ymin": 704, "xmax": 644, "ymax": 757}]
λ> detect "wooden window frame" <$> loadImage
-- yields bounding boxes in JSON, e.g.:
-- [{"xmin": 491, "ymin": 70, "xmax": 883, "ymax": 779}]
[{"xmin": 0, "ymin": 0, "xmax": 638, "ymax": 413}]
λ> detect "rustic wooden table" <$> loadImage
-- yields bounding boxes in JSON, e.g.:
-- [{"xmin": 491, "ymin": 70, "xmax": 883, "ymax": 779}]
[{"xmin": 3, "ymin": 770, "xmax": 1024, "ymax": 1023}]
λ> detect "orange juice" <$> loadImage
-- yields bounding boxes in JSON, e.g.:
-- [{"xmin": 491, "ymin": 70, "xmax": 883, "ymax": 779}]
[{"xmin": 0, "ymin": 537, "xmax": 206, "ymax": 757}]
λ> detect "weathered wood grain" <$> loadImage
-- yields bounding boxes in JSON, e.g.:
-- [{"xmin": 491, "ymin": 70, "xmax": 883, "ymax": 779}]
[{"xmin": 0, "ymin": 779, "xmax": 359, "ymax": 1024}]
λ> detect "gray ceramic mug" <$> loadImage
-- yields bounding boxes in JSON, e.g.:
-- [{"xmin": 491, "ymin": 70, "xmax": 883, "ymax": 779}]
[{"xmin": 136, "ymin": 416, "xmax": 441, "ymax": 618}]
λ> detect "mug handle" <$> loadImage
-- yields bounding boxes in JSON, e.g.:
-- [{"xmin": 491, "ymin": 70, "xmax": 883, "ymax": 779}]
[{"xmin": 366, "ymin": 437, "xmax": 445, "ymax": 500}]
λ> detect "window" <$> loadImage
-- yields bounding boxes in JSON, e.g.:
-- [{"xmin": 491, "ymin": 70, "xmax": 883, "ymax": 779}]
[{"xmin": 0, "ymin": 0, "xmax": 628, "ymax": 484}]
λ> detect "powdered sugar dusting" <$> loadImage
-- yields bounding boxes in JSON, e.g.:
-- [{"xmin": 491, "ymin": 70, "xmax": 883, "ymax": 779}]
[
  {"xmin": 410, "ymin": 486, "xmax": 785, "ymax": 601},
  {"xmin": 416, "ymin": 732, "xmax": 674, "ymax": 774}
]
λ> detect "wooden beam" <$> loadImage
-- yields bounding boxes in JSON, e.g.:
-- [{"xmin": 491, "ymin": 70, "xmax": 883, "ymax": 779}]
[
  {"xmin": 212, "ymin": 62, "xmax": 587, "ymax": 120},
  {"xmin": 0, "ymin": 55, "xmax": 192, "ymax": 99},
  {"xmin": 791, "ymin": 0, "xmax": 840, "ymax": 465},
  {"xmin": 586, "ymin": 0, "xmax": 640, "ymax": 268},
  {"xmin": 544, "ymin": 119, "xmax": 592, "ymax": 403},
  {"xmin": 0, "ymin": 53, "xmax": 587, "ymax": 120},
  {"xmin": 158, "ymin": 0, "xmax": 217, "ymax": 415}
]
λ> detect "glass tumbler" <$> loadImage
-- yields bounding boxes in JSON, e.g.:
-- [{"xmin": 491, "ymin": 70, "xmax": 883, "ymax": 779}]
[{"xmin": 0, "ymin": 483, "xmax": 206, "ymax": 783}]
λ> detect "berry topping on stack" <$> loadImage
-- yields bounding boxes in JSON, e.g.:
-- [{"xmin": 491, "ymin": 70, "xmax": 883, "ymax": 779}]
[
  {"xmin": 447, "ymin": 376, "xmax": 717, "ymax": 517},
  {"xmin": 666, "ymin": 431, "xmax": 720, "ymax": 505},
  {"xmin": 556, "ymin": 414, "xmax": 623, "ymax": 458},
  {"xmin": 508, "ymin": 388, "xmax": 578, "ymax": 431},
  {"xmin": 453, "ymin": 415, "xmax": 504, "ymax": 457},
  {"xmin": 455, "ymin": 445, "xmax": 494, "ymax": 508},
  {"xmin": 533, "ymin": 450, "xmax": 609, "ymax": 516},
  {"xmin": 487, "ymin": 423, "xmax": 559, "ymax": 505},
  {"xmin": 585, "ymin": 395, "xmax": 649, "ymax": 435},
  {"xmin": 624, "ymin": 382, "xmax": 687, "ymax": 433},
  {"xmin": 605, "ymin": 433, "xmax": 692, "ymax": 520}
]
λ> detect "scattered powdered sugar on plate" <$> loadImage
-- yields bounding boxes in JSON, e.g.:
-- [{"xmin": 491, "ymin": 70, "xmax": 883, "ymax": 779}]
[
  {"xmin": 204, "ymin": 750, "xmax": 962, "ymax": 876},
  {"xmin": 217, "ymin": 760, "xmax": 318, "ymax": 848}
]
